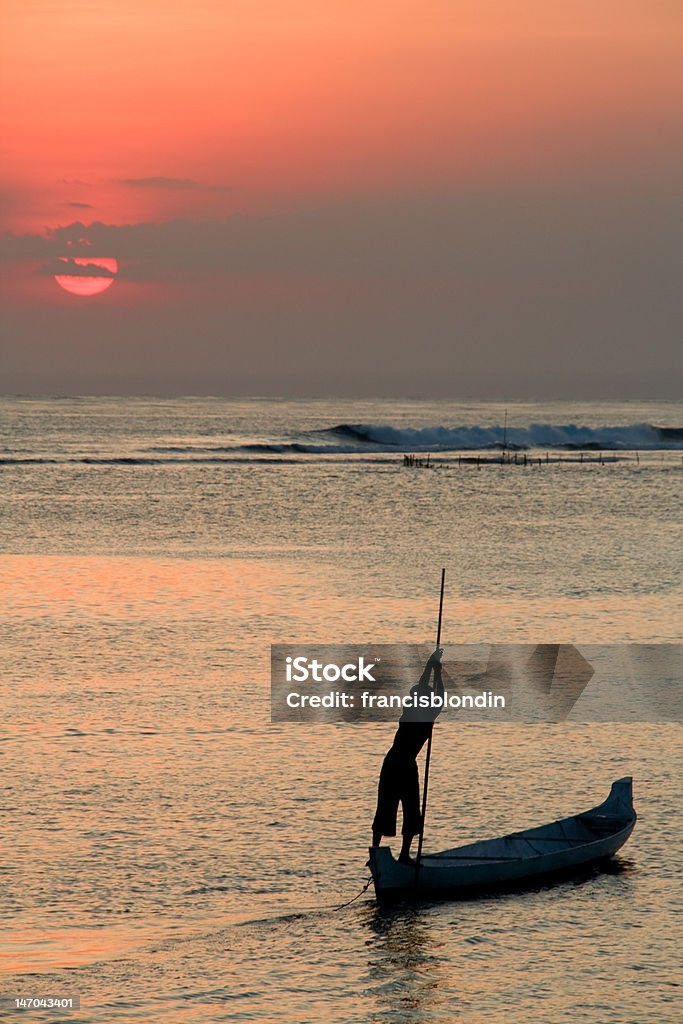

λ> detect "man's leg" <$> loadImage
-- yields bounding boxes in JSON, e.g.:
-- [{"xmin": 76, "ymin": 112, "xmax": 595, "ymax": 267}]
[
  {"xmin": 399, "ymin": 833, "xmax": 416, "ymax": 863},
  {"xmin": 371, "ymin": 755, "xmax": 400, "ymax": 846},
  {"xmin": 398, "ymin": 760, "xmax": 422, "ymax": 865}
]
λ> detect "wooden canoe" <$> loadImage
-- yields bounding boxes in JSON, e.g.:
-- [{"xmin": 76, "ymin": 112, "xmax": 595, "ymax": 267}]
[{"xmin": 368, "ymin": 777, "xmax": 636, "ymax": 902}]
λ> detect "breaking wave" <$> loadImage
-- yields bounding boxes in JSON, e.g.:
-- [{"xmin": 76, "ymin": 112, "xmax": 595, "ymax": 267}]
[
  {"xmin": 319, "ymin": 422, "xmax": 683, "ymax": 453},
  {"xmin": 142, "ymin": 422, "xmax": 683, "ymax": 456},
  {"xmin": 1, "ymin": 423, "xmax": 680, "ymax": 465}
]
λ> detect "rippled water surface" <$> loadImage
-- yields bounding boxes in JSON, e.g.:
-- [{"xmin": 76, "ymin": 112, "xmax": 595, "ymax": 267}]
[{"xmin": 1, "ymin": 398, "xmax": 681, "ymax": 1022}]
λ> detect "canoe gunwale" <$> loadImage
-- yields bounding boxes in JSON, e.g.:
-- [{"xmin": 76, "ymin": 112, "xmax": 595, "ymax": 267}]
[
  {"xmin": 421, "ymin": 816, "xmax": 636, "ymax": 867},
  {"xmin": 369, "ymin": 777, "xmax": 636, "ymax": 901}
]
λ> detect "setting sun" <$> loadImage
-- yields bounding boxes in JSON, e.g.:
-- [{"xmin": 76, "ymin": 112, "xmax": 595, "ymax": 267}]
[{"xmin": 53, "ymin": 256, "xmax": 118, "ymax": 297}]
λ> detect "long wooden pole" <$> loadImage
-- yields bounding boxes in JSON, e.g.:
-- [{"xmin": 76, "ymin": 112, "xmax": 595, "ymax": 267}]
[{"xmin": 414, "ymin": 567, "xmax": 446, "ymax": 886}]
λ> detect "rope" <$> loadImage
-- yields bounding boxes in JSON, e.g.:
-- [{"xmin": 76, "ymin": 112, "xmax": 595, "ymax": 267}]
[{"xmin": 333, "ymin": 875, "xmax": 373, "ymax": 911}]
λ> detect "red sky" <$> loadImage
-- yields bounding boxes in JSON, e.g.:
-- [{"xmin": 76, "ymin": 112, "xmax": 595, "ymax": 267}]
[
  {"xmin": 3, "ymin": 1, "xmax": 681, "ymax": 223},
  {"xmin": 1, "ymin": 1, "xmax": 681, "ymax": 395}
]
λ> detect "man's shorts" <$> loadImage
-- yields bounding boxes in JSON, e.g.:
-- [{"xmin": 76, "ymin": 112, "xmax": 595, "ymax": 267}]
[{"xmin": 372, "ymin": 748, "xmax": 422, "ymax": 837}]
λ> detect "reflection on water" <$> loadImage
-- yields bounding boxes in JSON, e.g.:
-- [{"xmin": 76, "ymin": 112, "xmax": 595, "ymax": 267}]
[
  {"xmin": 364, "ymin": 904, "xmax": 447, "ymax": 1023},
  {"xmin": 360, "ymin": 850, "xmax": 641, "ymax": 1024}
]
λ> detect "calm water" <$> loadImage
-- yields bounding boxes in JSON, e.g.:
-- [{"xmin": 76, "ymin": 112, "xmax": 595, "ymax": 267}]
[{"xmin": 1, "ymin": 397, "xmax": 681, "ymax": 1022}]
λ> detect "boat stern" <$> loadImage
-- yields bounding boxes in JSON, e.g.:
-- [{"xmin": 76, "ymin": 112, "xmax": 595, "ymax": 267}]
[{"xmin": 368, "ymin": 846, "xmax": 416, "ymax": 899}]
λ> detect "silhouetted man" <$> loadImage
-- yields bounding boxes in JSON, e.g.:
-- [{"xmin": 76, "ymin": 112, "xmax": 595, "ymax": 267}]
[{"xmin": 371, "ymin": 649, "xmax": 444, "ymax": 865}]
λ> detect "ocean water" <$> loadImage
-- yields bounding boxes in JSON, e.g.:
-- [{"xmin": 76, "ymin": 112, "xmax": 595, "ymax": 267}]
[{"xmin": 1, "ymin": 397, "xmax": 681, "ymax": 1023}]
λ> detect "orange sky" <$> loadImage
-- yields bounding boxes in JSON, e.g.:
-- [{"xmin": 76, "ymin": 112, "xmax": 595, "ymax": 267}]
[
  {"xmin": 2, "ymin": 1, "xmax": 681, "ymax": 230},
  {"xmin": 1, "ymin": 1, "xmax": 681, "ymax": 396}
]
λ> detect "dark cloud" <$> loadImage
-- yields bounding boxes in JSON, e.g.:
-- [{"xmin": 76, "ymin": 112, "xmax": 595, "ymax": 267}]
[
  {"xmin": 3, "ymin": 191, "xmax": 682, "ymax": 287},
  {"xmin": 39, "ymin": 257, "xmax": 117, "ymax": 278},
  {"xmin": 62, "ymin": 202, "xmax": 94, "ymax": 209},
  {"xmin": 56, "ymin": 178, "xmax": 92, "ymax": 186},
  {"xmin": 1, "ymin": 187, "xmax": 680, "ymax": 398},
  {"xmin": 116, "ymin": 176, "xmax": 232, "ymax": 192}
]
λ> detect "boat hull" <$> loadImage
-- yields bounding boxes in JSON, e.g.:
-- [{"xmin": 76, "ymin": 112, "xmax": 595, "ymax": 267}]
[{"xmin": 369, "ymin": 777, "xmax": 636, "ymax": 902}]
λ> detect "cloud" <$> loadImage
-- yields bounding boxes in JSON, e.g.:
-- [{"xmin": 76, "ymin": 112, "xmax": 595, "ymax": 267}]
[
  {"xmin": 56, "ymin": 178, "xmax": 92, "ymax": 187},
  {"xmin": 1, "ymin": 189, "xmax": 681, "ymax": 397},
  {"xmin": 62, "ymin": 202, "xmax": 94, "ymax": 209},
  {"xmin": 2, "ymin": 187, "xmax": 682, "ymax": 291},
  {"xmin": 39, "ymin": 257, "xmax": 117, "ymax": 278},
  {"xmin": 116, "ymin": 176, "xmax": 232, "ymax": 192}
]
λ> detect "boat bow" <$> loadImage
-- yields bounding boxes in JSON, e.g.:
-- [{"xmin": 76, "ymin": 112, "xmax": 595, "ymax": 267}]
[{"xmin": 369, "ymin": 777, "xmax": 636, "ymax": 901}]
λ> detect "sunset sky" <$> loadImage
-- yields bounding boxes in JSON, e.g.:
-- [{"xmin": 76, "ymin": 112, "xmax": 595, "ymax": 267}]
[{"xmin": 1, "ymin": 0, "xmax": 681, "ymax": 395}]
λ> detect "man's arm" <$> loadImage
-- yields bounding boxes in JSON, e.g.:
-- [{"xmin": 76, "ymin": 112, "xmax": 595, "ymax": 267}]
[
  {"xmin": 399, "ymin": 650, "xmax": 445, "ymax": 725},
  {"xmin": 416, "ymin": 649, "xmax": 443, "ymax": 690},
  {"xmin": 416, "ymin": 661, "xmax": 432, "ymax": 689},
  {"xmin": 428, "ymin": 651, "xmax": 445, "ymax": 720},
  {"xmin": 432, "ymin": 658, "xmax": 444, "ymax": 698}
]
